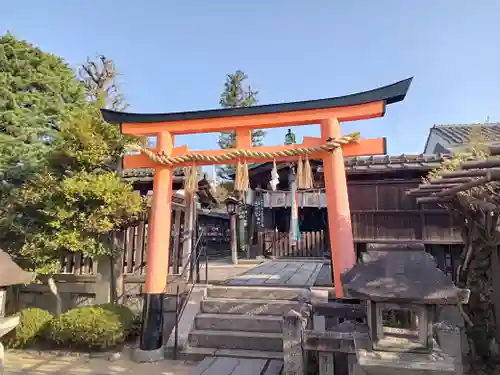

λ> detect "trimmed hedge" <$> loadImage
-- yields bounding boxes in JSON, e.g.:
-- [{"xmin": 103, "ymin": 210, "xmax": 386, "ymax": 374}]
[
  {"xmin": 45, "ymin": 306, "xmax": 126, "ymax": 350},
  {"xmin": 3, "ymin": 308, "xmax": 53, "ymax": 348},
  {"xmin": 98, "ymin": 303, "xmax": 135, "ymax": 332}
]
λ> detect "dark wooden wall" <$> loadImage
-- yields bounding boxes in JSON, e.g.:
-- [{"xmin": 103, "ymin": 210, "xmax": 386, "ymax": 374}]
[
  {"xmin": 253, "ymin": 176, "xmax": 463, "ymax": 258},
  {"xmin": 349, "ymin": 179, "xmax": 462, "ymax": 244},
  {"xmin": 255, "ymin": 179, "xmax": 461, "ymax": 247}
]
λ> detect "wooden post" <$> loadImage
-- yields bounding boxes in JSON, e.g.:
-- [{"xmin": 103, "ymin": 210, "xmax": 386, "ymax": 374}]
[
  {"xmin": 247, "ymin": 205, "xmax": 256, "ymax": 259},
  {"xmin": 171, "ymin": 208, "xmax": 183, "ymax": 274},
  {"xmin": 283, "ymin": 309, "xmax": 306, "ymax": 375},
  {"xmin": 230, "ymin": 213, "xmax": 238, "ymax": 265},
  {"xmin": 235, "ymin": 129, "xmax": 252, "ymax": 260},
  {"xmin": 181, "ymin": 194, "xmax": 195, "ymax": 278},
  {"xmin": 112, "ymin": 231, "xmax": 125, "ymax": 304},
  {"xmin": 140, "ymin": 131, "xmax": 174, "ymax": 352},
  {"xmin": 321, "ymin": 118, "xmax": 356, "ymax": 298},
  {"xmin": 95, "ymin": 256, "xmax": 112, "ymax": 305}
]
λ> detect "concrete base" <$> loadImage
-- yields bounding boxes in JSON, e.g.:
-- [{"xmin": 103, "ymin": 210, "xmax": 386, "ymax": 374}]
[{"xmin": 132, "ymin": 346, "xmax": 165, "ymax": 363}]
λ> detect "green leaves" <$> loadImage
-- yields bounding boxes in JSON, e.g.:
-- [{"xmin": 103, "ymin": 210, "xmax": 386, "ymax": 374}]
[
  {"xmin": 0, "ymin": 33, "xmax": 88, "ymax": 188},
  {"xmin": 6, "ymin": 170, "xmax": 142, "ymax": 260},
  {"xmin": 0, "ymin": 37, "xmax": 146, "ymax": 274}
]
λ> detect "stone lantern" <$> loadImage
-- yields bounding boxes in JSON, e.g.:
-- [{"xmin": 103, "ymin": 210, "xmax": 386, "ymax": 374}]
[
  {"xmin": 0, "ymin": 249, "xmax": 34, "ymax": 373},
  {"xmin": 341, "ymin": 245, "xmax": 470, "ymax": 375}
]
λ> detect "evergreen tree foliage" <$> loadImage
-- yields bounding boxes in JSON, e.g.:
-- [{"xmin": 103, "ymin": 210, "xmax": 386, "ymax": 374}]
[
  {"xmin": 0, "ymin": 33, "xmax": 88, "ymax": 188},
  {"xmin": 0, "ymin": 42, "xmax": 144, "ymax": 276},
  {"xmin": 217, "ymin": 70, "xmax": 265, "ymax": 179}
]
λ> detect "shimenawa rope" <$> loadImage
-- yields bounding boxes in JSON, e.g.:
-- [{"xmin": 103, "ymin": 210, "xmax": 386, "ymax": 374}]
[
  {"xmin": 125, "ymin": 132, "xmax": 361, "ymax": 166},
  {"xmin": 127, "ymin": 132, "xmax": 360, "ymax": 192}
]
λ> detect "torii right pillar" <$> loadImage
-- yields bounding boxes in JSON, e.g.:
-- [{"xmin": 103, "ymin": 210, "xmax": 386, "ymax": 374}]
[{"xmin": 321, "ymin": 118, "xmax": 356, "ymax": 298}]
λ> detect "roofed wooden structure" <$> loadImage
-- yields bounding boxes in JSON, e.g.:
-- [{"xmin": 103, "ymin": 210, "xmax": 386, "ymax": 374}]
[
  {"xmin": 424, "ymin": 123, "xmax": 500, "ymax": 154},
  {"xmin": 0, "ymin": 249, "xmax": 34, "ymax": 287},
  {"xmin": 122, "ymin": 168, "xmax": 218, "ymax": 209}
]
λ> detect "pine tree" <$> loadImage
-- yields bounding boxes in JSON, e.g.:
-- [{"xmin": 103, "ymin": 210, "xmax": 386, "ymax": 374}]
[
  {"xmin": 217, "ymin": 70, "xmax": 265, "ymax": 179},
  {"xmin": 0, "ymin": 33, "xmax": 88, "ymax": 189},
  {"xmin": 0, "ymin": 50, "xmax": 144, "ymax": 313}
]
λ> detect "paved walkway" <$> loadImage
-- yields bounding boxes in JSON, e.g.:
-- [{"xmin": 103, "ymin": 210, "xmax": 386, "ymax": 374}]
[
  {"xmin": 225, "ymin": 260, "xmax": 324, "ymax": 286},
  {"xmin": 3, "ymin": 351, "xmax": 196, "ymax": 375},
  {"xmin": 198, "ymin": 258, "xmax": 264, "ymax": 284}
]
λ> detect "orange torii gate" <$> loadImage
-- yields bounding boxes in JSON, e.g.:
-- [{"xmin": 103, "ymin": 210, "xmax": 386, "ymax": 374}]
[{"xmin": 101, "ymin": 77, "xmax": 412, "ymax": 353}]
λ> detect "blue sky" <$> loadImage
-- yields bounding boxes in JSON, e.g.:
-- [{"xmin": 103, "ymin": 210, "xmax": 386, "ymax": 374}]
[{"xmin": 2, "ymin": 1, "xmax": 500, "ymax": 158}]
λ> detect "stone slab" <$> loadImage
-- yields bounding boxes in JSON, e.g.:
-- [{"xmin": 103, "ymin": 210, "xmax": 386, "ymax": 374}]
[
  {"xmin": 226, "ymin": 260, "xmax": 324, "ymax": 287},
  {"xmin": 189, "ymin": 329, "xmax": 283, "ymax": 352},
  {"xmin": 191, "ymin": 357, "xmax": 281, "ymax": 375}
]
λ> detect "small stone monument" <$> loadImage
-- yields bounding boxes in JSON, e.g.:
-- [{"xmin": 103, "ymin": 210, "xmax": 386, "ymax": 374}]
[{"xmin": 341, "ymin": 244, "xmax": 469, "ymax": 375}]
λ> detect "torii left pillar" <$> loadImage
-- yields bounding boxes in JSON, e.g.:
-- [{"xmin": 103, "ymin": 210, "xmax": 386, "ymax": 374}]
[{"xmin": 140, "ymin": 131, "xmax": 174, "ymax": 352}]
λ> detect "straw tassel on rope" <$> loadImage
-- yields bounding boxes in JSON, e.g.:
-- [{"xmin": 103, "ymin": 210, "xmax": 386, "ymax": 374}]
[
  {"xmin": 235, "ymin": 160, "xmax": 250, "ymax": 192},
  {"xmin": 303, "ymin": 156, "xmax": 314, "ymax": 190},
  {"xmin": 296, "ymin": 157, "xmax": 304, "ymax": 189},
  {"xmin": 183, "ymin": 165, "xmax": 198, "ymax": 194}
]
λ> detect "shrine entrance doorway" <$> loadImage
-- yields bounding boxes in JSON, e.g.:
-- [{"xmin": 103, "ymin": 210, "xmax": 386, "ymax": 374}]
[{"xmin": 102, "ymin": 77, "xmax": 412, "ymax": 352}]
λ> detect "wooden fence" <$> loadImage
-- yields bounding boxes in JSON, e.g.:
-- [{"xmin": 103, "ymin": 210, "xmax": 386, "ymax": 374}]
[
  {"xmin": 259, "ymin": 230, "xmax": 327, "ymax": 258},
  {"xmin": 59, "ymin": 221, "xmax": 150, "ymax": 276},
  {"xmin": 58, "ymin": 213, "xmax": 231, "ymax": 276}
]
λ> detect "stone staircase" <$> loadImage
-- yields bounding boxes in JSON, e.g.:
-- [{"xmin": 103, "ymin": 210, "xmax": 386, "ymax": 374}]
[{"xmin": 172, "ymin": 285, "xmax": 310, "ymax": 360}]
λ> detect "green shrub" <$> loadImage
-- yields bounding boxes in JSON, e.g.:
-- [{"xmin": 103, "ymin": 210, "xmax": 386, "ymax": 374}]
[
  {"xmin": 46, "ymin": 306, "xmax": 125, "ymax": 350},
  {"xmin": 98, "ymin": 303, "xmax": 135, "ymax": 330},
  {"xmin": 3, "ymin": 308, "xmax": 53, "ymax": 348}
]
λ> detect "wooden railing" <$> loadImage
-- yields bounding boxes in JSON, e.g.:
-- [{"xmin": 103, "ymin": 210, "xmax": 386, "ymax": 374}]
[{"xmin": 259, "ymin": 230, "xmax": 326, "ymax": 258}]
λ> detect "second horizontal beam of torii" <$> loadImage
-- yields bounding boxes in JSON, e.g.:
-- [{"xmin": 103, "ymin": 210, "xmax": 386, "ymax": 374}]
[{"xmin": 124, "ymin": 136, "xmax": 386, "ymax": 169}]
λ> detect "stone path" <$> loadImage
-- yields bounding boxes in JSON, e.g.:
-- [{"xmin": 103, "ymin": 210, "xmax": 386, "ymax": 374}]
[
  {"xmin": 3, "ymin": 351, "xmax": 197, "ymax": 375},
  {"xmin": 225, "ymin": 260, "xmax": 323, "ymax": 287},
  {"xmin": 198, "ymin": 259, "xmax": 263, "ymax": 284},
  {"xmin": 192, "ymin": 357, "xmax": 282, "ymax": 375}
]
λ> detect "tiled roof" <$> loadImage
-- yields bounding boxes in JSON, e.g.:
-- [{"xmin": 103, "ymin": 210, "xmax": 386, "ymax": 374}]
[
  {"xmin": 121, "ymin": 168, "xmax": 185, "ymax": 181},
  {"xmin": 342, "ymin": 154, "xmax": 448, "ymax": 173},
  {"xmin": 431, "ymin": 123, "xmax": 500, "ymax": 145},
  {"xmin": 122, "ymin": 154, "xmax": 449, "ymax": 181}
]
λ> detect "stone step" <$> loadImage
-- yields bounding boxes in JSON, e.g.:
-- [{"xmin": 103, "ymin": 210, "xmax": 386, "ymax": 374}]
[
  {"xmin": 201, "ymin": 298, "xmax": 300, "ymax": 316},
  {"xmin": 189, "ymin": 329, "xmax": 283, "ymax": 352},
  {"xmin": 177, "ymin": 347, "xmax": 283, "ymax": 361},
  {"xmin": 206, "ymin": 285, "xmax": 308, "ymax": 300},
  {"xmin": 195, "ymin": 313, "xmax": 283, "ymax": 333}
]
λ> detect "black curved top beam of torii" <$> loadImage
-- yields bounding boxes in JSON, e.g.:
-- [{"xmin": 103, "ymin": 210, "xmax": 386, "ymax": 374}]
[{"xmin": 101, "ymin": 77, "xmax": 413, "ymax": 125}]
